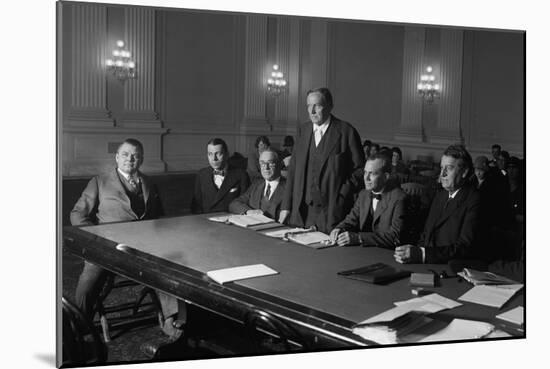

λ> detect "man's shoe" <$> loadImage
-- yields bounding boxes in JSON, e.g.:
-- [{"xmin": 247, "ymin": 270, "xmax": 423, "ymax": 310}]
[
  {"xmin": 139, "ymin": 336, "xmax": 173, "ymax": 359},
  {"xmin": 162, "ymin": 317, "xmax": 185, "ymax": 340}
]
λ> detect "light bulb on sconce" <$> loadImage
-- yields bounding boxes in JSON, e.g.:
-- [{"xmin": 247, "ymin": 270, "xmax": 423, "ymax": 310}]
[
  {"xmin": 266, "ymin": 64, "xmax": 287, "ymax": 97},
  {"xmin": 417, "ymin": 65, "xmax": 440, "ymax": 103},
  {"xmin": 105, "ymin": 39, "xmax": 136, "ymax": 82}
]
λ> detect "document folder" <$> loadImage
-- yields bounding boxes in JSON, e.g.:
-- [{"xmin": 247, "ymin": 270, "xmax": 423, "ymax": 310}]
[{"xmin": 338, "ymin": 263, "xmax": 411, "ymax": 284}]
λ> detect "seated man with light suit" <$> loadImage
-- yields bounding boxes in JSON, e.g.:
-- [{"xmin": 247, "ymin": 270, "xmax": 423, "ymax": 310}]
[
  {"xmin": 229, "ymin": 148, "xmax": 286, "ymax": 220},
  {"xmin": 71, "ymin": 138, "xmax": 184, "ymax": 340},
  {"xmin": 191, "ymin": 138, "xmax": 250, "ymax": 214},
  {"xmin": 394, "ymin": 144, "xmax": 482, "ymax": 264},
  {"xmin": 329, "ymin": 152, "xmax": 406, "ymax": 248}
]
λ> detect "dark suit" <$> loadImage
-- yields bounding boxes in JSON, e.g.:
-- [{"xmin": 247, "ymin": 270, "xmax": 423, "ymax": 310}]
[
  {"xmin": 335, "ymin": 186, "xmax": 406, "ymax": 249},
  {"xmin": 282, "ymin": 116, "xmax": 364, "ymax": 233},
  {"xmin": 191, "ymin": 166, "xmax": 250, "ymax": 214},
  {"xmin": 71, "ymin": 169, "xmax": 165, "ymax": 319},
  {"xmin": 418, "ymin": 184, "xmax": 481, "ymax": 264},
  {"xmin": 229, "ymin": 177, "xmax": 286, "ymax": 220}
]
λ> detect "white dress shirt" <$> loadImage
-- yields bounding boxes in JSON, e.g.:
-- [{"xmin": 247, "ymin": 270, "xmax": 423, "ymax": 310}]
[
  {"xmin": 264, "ymin": 178, "xmax": 280, "ymax": 200},
  {"xmin": 313, "ymin": 118, "xmax": 331, "ymax": 147}
]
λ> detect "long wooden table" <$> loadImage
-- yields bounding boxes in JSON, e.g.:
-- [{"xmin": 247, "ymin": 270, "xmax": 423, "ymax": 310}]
[{"xmin": 63, "ymin": 214, "xmax": 524, "ymax": 351}]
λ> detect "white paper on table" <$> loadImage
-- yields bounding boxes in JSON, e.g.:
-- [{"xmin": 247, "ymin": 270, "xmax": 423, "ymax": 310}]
[
  {"xmin": 287, "ymin": 231, "xmax": 331, "ymax": 245},
  {"xmin": 458, "ymin": 284, "xmax": 523, "ymax": 308},
  {"xmin": 418, "ymin": 318, "xmax": 495, "ymax": 342},
  {"xmin": 208, "ymin": 215, "xmax": 231, "ymax": 223},
  {"xmin": 394, "ymin": 294, "xmax": 462, "ymax": 312},
  {"xmin": 206, "ymin": 264, "xmax": 278, "ymax": 284},
  {"xmin": 496, "ymin": 306, "xmax": 524, "ymax": 326}
]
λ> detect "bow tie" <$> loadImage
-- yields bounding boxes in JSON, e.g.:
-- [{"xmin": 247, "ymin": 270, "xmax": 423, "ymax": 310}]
[
  {"xmin": 371, "ymin": 193, "xmax": 382, "ymax": 200},
  {"xmin": 213, "ymin": 169, "xmax": 226, "ymax": 176}
]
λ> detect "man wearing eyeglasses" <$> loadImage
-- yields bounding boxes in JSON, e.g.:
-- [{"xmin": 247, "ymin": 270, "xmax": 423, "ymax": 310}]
[{"xmin": 229, "ymin": 148, "xmax": 286, "ymax": 220}]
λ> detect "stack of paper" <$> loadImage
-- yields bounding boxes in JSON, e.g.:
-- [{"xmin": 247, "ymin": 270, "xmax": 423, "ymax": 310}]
[
  {"xmin": 496, "ymin": 306, "xmax": 524, "ymax": 327},
  {"xmin": 458, "ymin": 268, "xmax": 518, "ymax": 285},
  {"xmin": 263, "ymin": 227, "xmax": 311, "ymax": 238},
  {"xmin": 418, "ymin": 318, "xmax": 495, "ymax": 342},
  {"xmin": 353, "ymin": 305, "xmax": 433, "ymax": 344},
  {"xmin": 394, "ymin": 293, "xmax": 462, "ymax": 312},
  {"xmin": 206, "ymin": 264, "xmax": 278, "ymax": 284},
  {"xmin": 458, "ymin": 284, "xmax": 523, "ymax": 308}
]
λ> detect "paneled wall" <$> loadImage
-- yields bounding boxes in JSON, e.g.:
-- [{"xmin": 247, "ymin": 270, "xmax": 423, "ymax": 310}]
[{"xmin": 59, "ymin": 3, "xmax": 524, "ymax": 176}]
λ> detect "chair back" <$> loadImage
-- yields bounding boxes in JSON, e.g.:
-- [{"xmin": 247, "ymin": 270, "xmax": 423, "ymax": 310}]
[
  {"xmin": 400, "ymin": 182, "xmax": 428, "ymax": 197},
  {"xmin": 62, "ymin": 297, "xmax": 107, "ymax": 366}
]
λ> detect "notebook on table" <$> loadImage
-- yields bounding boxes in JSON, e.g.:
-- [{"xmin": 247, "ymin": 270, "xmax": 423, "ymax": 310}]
[{"xmin": 338, "ymin": 263, "xmax": 411, "ymax": 284}]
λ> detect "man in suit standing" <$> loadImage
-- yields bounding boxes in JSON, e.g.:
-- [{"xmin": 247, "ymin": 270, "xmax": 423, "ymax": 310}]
[
  {"xmin": 71, "ymin": 138, "xmax": 183, "ymax": 339},
  {"xmin": 191, "ymin": 138, "xmax": 250, "ymax": 214},
  {"xmin": 279, "ymin": 87, "xmax": 364, "ymax": 233},
  {"xmin": 229, "ymin": 148, "xmax": 286, "ymax": 220},
  {"xmin": 329, "ymin": 153, "xmax": 406, "ymax": 248},
  {"xmin": 394, "ymin": 144, "xmax": 482, "ymax": 264}
]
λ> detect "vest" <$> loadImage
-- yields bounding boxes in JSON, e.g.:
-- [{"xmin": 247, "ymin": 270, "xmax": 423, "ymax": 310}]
[{"xmin": 304, "ymin": 130, "xmax": 328, "ymax": 206}]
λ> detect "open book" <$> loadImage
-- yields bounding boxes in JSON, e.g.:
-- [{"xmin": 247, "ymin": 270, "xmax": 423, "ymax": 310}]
[{"xmin": 208, "ymin": 213, "xmax": 276, "ymax": 228}]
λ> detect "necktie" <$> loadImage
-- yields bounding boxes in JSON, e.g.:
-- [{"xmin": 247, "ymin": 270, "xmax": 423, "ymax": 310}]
[
  {"xmin": 372, "ymin": 192, "xmax": 381, "ymax": 211},
  {"xmin": 314, "ymin": 127, "xmax": 323, "ymax": 147},
  {"xmin": 128, "ymin": 176, "xmax": 139, "ymax": 192},
  {"xmin": 265, "ymin": 183, "xmax": 271, "ymax": 199}
]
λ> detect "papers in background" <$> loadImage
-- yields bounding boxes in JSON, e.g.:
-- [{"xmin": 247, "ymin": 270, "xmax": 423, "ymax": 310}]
[
  {"xmin": 394, "ymin": 294, "xmax": 462, "ymax": 313},
  {"xmin": 496, "ymin": 306, "xmax": 524, "ymax": 326},
  {"xmin": 458, "ymin": 268, "xmax": 518, "ymax": 285},
  {"xmin": 206, "ymin": 264, "xmax": 278, "ymax": 284},
  {"xmin": 208, "ymin": 213, "xmax": 275, "ymax": 227},
  {"xmin": 458, "ymin": 284, "xmax": 523, "ymax": 308},
  {"xmin": 418, "ymin": 318, "xmax": 495, "ymax": 342}
]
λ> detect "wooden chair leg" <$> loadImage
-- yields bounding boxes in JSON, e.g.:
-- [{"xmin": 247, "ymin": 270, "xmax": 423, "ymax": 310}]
[{"xmin": 100, "ymin": 314, "xmax": 111, "ymax": 343}]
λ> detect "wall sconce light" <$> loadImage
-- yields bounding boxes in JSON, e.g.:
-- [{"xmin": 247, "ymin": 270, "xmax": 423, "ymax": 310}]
[
  {"xmin": 105, "ymin": 40, "xmax": 136, "ymax": 81},
  {"xmin": 417, "ymin": 66, "xmax": 440, "ymax": 103},
  {"xmin": 266, "ymin": 64, "xmax": 287, "ymax": 96}
]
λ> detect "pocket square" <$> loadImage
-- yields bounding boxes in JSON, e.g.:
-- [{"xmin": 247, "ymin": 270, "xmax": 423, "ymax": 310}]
[{"xmin": 229, "ymin": 187, "xmax": 238, "ymax": 193}]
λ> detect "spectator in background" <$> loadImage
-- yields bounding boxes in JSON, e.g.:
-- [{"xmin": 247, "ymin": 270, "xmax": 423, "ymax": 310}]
[
  {"xmin": 280, "ymin": 135, "xmax": 294, "ymax": 159},
  {"xmin": 247, "ymin": 135, "xmax": 271, "ymax": 181},
  {"xmin": 390, "ymin": 146, "xmax": 410, "ymax": 176},
  {"xmin": 369, "ymin": 143, "xmax": 380, "ymax": 158},
  {"xmin": 507, "ymin": 157, "xmax": 524, "ymax": 224},
  {"xmin": 473, "ymin": 155, "xmax": 513, "ymax": 230},
  {"xmin": 362, "ymin": 140, "xmax": 372, "ymax": 159},
  {"xmin": 497, "ymin": 150, "xmax": 510, "ymax": 176},
  {"xmin": 489, "ymin": 144, "xmax": 501, "ymax": 168},
  {"xmin": 191, "ymin": 138, "xmax": 250, "ymax": 214}
]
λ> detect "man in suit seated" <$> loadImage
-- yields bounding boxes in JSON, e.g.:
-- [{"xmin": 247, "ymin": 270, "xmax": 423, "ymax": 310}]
[
  {"xmin": 394, "ymin": 144, "xmax": 482, "ymax": 264},
  {"xmin": 229, "ymin": 148, "xmax": 286, "ymax": 220},
  {"xmin": 71, "ymin": 138, "xmax": 184, "ymax": 340},
  {"xmin": 329, "ymin": 153, "xmax": 406, "ymax": 248},
  {"xmin": 191, "ymin": 138, "xmax": 250, "ymax": 214}
]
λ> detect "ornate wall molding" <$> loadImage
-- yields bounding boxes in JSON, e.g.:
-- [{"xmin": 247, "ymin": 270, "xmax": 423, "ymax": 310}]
[
  {"xmin": 67, "ymin": 3, "xmax": 113, "ymax": 127},
  {"xmin": 431, "ymin": 29, "xmax": 464, "ymax": 145},
  {"xmin": 395, "ymin": 27, "xmax": 425, "ymax": 143}
]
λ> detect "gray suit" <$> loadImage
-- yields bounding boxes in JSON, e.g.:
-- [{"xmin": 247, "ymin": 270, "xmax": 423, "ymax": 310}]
[{"xmin": 229, "ymin": 177, "xmax": 286, "ymax": 220}]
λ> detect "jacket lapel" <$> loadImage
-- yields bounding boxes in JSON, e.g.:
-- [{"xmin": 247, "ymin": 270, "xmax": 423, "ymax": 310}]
[
  {"xmin": 434, "ymin": 188, "xmax": 467, "ymax": 228},
  {"xmin": 372, "ymin": 192, "xmax": 388, "ymax": 225},
  {"xmin": 108, "ymin": 168, "xmax": 136, "ymax": 217},
  {"xmin": 360, "ymin": 191, "xmax": 372, "ymax": 230},
  {"xmin": 213, "ymin": 168, "xmax": 236, "ymax": 205},
  {"xmin": 140, "ymin": 172, "xmax": 150, "ymax": 217},
  {"xmin": 318, "ymin": 117, "xmax": 342, "ymax": 172}
]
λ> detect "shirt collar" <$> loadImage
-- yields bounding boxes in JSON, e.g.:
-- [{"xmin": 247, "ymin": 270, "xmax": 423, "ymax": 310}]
[
  {"xmin": 448, "ymin": 188, "xmax": 461, "ymax": 199},
  {"xmin": 265, "ymin": 177, "xmax": 280, "ymax": 187},
  {"xmin": 313, "ymin": 116, "xmax": 331, "ymax": 134},
  {"xmin": 117, "ymin": 168, "xmax": 139, "ymax": 181}
]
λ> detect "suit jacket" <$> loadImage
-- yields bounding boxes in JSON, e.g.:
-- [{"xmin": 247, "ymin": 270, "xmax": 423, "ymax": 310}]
[
  {"xmin": 335, "ymin": 186, "xmax": 406, "ymax": 249},
  {"xmin": 418, "ymin": 184, "xmax": 481, "ymax": 264},
  {"xmin": 191, "ymin": 166, "xmax": 250, "ymax": 214},
  {"xmin": 70, "ymin": 169, "xmax": 163, "ymax": 226},
  {"xmin": 282, "ymin": 115, "xmax": 364, "ymax": 232},
  {"xmin": 228, "ymin": 177, "xmax": 286, "ymax": 220}
]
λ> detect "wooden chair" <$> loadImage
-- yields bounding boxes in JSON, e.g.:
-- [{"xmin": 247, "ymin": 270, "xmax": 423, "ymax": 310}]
[
  {"xmin": 400, "ymin": 182, "xmax": 431, "ymax": 244},
  {"xmin": 62, "ymin": 297, "xmax": 107, "ymax": 366},
  {"xmin": 95, "ymin": 275, "xmax": 164, "ymax": 342},
  {"xmin": 244, "ymin": 309, "xmax": 308, "ymax": 353}
]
